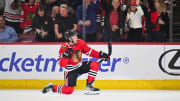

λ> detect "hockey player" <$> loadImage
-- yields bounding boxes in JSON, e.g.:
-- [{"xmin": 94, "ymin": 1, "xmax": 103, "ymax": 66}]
[{"xmin": 42, "ymin": 29, "xmax": 110, "ymax": 95}]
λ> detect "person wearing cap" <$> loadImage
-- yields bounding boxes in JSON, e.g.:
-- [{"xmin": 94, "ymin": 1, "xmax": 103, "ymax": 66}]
[
  {"xmin": 54, "ymin": 4, "xmax": 78, "ymax": 42},
  {"xmin": 125, "ymin": 0, "xmax": 144, "ymax": 42},
  {"xmin": 42, "ymin": 29, "xmax": 110, "ymax": 95}
]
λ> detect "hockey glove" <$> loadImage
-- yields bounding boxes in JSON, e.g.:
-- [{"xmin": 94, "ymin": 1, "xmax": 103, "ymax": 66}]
[
  {"xmin": 63, "ymin": 48, "xmax": 73, "ymax": 59},
  {"xmin": 99, "ymin": 51, "xmax": 110, "ymax": 61}
]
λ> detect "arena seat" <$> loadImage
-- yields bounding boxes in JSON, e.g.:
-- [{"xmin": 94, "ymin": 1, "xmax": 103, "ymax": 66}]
[{"xmin": 18, "ymin": 33, "xmax": 36, "ymax": 42}]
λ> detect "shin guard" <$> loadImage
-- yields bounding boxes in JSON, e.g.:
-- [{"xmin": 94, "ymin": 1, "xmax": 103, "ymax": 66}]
[{"xmin": 88, "ymin": 61, "xmax": 99, "ymax": 83}]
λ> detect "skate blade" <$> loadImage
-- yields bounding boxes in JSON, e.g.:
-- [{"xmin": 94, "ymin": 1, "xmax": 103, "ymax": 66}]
[{"xmin": 84, "ymin": 90, "xmax": 100, "ymax": 95}]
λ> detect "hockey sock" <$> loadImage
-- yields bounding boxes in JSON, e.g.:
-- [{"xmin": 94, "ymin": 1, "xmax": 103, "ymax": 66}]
[
  {"xmin": 53, "ymin": 85, "xmax": 74, "ymax": 94},
  {"xmin": 88, "ymin": 61, "xmax": 99, "ymax": 83},
  {"xmin": 52, "ymin": 85, "xmax": 62, "ymax": 93}
]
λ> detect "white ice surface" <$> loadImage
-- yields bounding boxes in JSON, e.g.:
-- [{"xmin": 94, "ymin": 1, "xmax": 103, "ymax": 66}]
[{"xmin": 0, "ymin": 90, "xmax": 180, "ymax": 101}]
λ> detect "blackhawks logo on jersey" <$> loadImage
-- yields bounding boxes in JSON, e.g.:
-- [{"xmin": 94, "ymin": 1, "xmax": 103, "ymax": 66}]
[
  {"xmin": 27, "ymin": 12, "xmax": 35, "ymax": 21},
  {"xmin": 72, "ymin": 50, "xmax": 81, "ymax": 63}
]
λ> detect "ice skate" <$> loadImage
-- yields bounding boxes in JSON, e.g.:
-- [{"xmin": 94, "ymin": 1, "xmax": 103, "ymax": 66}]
[
  {"xmin": 42, "ymin": 83, "xmax": 54, "ymax": 94},
  {"xmin": 84, "ymin": 81, "xmax": 100, "ymax": 95}
]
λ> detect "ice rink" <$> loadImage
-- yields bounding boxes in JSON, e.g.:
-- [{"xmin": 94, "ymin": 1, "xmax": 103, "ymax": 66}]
[{"xmin": 1, "ymin": 90, "xmax": 180, "ymax": 101}]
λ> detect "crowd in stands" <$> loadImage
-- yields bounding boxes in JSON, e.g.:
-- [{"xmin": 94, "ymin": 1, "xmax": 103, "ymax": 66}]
[{"xmin": 0, "ymin": 0, "xmax": 176, "ymax": 42}]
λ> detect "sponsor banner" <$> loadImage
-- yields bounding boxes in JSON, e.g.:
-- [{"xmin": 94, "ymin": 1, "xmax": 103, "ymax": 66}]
[
  {"xmin": 0, "ymin": 44, "xmax": 180, "ymax": 80},
  {"xmin": 159, "ymin": 45, "xmax": 180, "ymax": 76}
]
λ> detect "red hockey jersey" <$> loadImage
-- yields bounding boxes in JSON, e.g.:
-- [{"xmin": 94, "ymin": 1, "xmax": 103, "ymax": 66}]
[
  {"xmin": 59, "ymin": 40, "xmax": 100, "ymax": 71},
  {"xmin": 20, "ymin": 3, "xmax": 38, "ymax": 29}
]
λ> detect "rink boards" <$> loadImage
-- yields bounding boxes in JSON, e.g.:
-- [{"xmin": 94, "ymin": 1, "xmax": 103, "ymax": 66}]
[{"xmin": 0, "ymin": 42, "xmax": 180, "ymax": 90}]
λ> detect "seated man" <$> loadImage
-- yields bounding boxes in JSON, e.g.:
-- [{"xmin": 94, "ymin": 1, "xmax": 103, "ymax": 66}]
[{"xmin": 0, "ymin": 15, "xmax": 18, "ymax": 42}]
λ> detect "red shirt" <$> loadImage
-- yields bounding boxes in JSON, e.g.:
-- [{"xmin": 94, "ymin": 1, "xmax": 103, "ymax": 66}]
[
  {"xmin": 110, "ymin": 10, "xmax": 119, "ymax": 29},
  {"xmin": 151, "ymin": 11, "xmax": 160, "ymax": 31},
  {"xmin": 59, "ymin": 39, "xmax": 100, "ymax": 71}
]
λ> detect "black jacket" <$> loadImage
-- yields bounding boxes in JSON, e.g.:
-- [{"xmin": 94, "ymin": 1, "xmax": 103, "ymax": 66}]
[
  {"xmin": 32, "ymin": 6, "xmax": 55, "ymax": 42},
  {"xmin": 101, "ymin": 0, "xmax": 125, "ymax": 33}
]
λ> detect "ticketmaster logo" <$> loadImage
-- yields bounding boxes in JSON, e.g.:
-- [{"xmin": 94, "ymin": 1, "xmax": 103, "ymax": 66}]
[{"xmin": 0, "ymin": 52, "xmax": 129, "ymax": 72}]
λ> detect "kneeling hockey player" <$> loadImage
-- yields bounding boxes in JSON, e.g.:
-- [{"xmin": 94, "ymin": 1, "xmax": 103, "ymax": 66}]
[{"xmin": 42, "ymin": 29, "xmax": 110, "ymax": 95}]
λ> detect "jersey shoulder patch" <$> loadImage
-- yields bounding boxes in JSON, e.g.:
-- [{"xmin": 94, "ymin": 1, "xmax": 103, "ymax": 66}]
[
  {"xmin": 59, "ymin": 44, "xmax": 68, "ymax": 53},
  {"xmin": 61, "ymin": 45, "xmax": 67, "ymax": 49}
]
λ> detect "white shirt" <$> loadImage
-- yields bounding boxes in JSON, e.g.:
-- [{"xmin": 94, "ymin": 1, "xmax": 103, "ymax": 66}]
[
  {"xmin": 3, "ymin": 0, "xmax": 21, "ymax": 22},
  {"xmin": 127, "ymin": 6, "xmax": 144, "ymax": 29}
]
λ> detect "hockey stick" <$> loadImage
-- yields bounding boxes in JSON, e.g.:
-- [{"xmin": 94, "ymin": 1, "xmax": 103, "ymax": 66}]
[
  {"xmin": 107, "ymin": 41, "xmax": 112, "ymax": 56},
  {"xmin": 98, "ymin": 41, "xmax": 112, "ymax": 63}
]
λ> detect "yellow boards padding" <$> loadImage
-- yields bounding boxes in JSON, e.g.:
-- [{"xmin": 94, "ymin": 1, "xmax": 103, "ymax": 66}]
[{"xmin": 1, "ymin": 80, "xmax": 180, "ymax": 90}]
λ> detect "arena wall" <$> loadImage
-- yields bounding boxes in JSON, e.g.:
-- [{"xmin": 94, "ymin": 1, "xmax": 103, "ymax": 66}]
[{"xmin": 0, "ymin": 42, "xmax": 180, "ymax": 90}]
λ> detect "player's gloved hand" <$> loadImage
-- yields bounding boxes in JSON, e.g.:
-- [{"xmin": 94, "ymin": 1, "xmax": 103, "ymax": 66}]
[
  {"xmin": 99, "ymin": 51, "xmax": 110, "ymax": 61},
  {"xmin": 63, "ymin": 48, "xmax": 73, "ymax": 59}
]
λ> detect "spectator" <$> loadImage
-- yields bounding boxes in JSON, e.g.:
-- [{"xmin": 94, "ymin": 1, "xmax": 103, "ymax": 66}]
[
  {"xmin": 96, "ymin": 3, "xmax": 105, "ymax": 42},
  {"xmin": 48, "ymin": 6, "xmax": 60, "ymax": 42},
  {"xmin": 140, "ymin": 0, "xmax": 151, "ymax": 42},
  {"xmin": 101, "ymin": 0, "xmax": 124, "ymax": 42},
  {"xmin": 3, "ymin": 0, "xmax": 22, "ymax": 33},
  {"xmin": 54, "ymin": 4, "xmax": 78, "ymax": 42},
  {"xmin": 20, "ymin": 0, "xmax": 38, "ymax": 33},
  {"xmin": 58, "ymin": 0, "xmax": 75, "ymax": 14},
  {"xmin": 0, "ymin": 0, "xmax": 5, "ymax": 15},
  {"xmin": 125, "ymin": 0, "xmax": 144, "ymax": 42},
  {"xmin": 32, "ymin": 5, "xmax": 55, "ymax": 42},
  {"xmin": 148, "ymin": 0, "xmax": 169, "ymax": 42},
  {"xmin": 50, "ymin": 6, "xmax": 59, "ymax": 22},
  {"xmin": 76, "ymin": 0, "xmax": 100, "ymax": 42},
  {"xmin": 0, "ymin": 15, "xmax": 18, "ymax": 42},
  {"xmin": 72, "ymin": 0, "xmax": 103, "ymax": 41}
]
